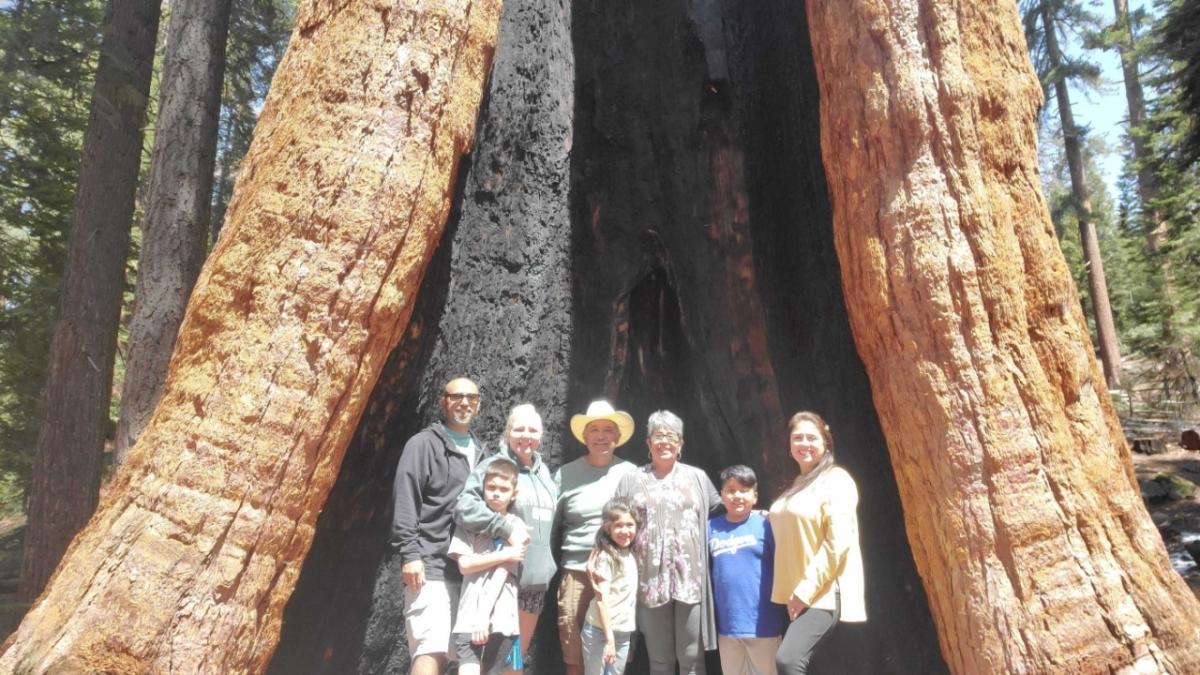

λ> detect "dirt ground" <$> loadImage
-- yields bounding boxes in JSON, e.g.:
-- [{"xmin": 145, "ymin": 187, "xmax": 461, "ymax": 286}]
[{"xmin": 1131, "ymin": 447, "xmax": 1200, "ymax": 598}]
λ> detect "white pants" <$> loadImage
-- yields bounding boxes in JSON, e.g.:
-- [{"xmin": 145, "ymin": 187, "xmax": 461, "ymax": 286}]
[{"xmin": 404, "ymin": 579, "xmax": 461, "ymax": 658}]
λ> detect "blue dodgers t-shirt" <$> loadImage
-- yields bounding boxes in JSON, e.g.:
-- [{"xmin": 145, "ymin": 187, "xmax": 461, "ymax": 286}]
[{"xmin": 708, "ymin": 512, "xmax": 786, "ymax": 638}]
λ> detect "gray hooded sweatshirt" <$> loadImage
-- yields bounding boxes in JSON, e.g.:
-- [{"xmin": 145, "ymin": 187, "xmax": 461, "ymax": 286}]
[{"xmin": 454, "ymin": 444, "xmax": 560, "ymax": 592}]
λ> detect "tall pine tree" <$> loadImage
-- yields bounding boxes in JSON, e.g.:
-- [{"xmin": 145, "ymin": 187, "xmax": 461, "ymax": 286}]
[
  {"xmin": 1143, "ymin": 0, "xmax": 1200, "ymax": 411},
  {"xmin": 1023, "ymin": 0, "xmax": 1123, "ymax": 387},
  {"xmin": 112, "ymin": 0, "xmax": 234, "ymax": 470},
  {"xmin": 0, "ymin": 0, "xmax": 102, "ymax": 499},
  {"xmin": 18, "ymin": 0, "xmax": 162, "ymax": 602}
]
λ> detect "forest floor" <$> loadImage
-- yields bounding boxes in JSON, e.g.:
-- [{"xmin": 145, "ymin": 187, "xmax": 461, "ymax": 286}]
[{"xmin": 1131, "ymin": 447, "xmax": 1200, "ymax": 598}]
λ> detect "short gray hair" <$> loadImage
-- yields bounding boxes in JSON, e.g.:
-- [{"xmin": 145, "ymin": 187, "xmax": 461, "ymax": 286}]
[
  {"xmin": 504, "ymin": 403, "xmax": 542, "ymax": 435},
  {"xmin": 646, "ymin": 410, "xmax": 683, "ymax": 438}
]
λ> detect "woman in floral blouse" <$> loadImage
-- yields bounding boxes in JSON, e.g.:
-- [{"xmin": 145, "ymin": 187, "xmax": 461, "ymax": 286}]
[{"xmin": 614, "ymin": 410, "xmax": 721, "ymax": 675}]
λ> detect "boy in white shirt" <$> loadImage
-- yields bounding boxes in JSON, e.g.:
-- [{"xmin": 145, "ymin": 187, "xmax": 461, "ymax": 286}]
[{"xmin": 449, "ymin": 457, "xmax": 526, "ymax": 675}]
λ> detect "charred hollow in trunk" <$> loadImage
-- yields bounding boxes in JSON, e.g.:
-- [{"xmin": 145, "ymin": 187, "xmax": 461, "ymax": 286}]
[{"xmin": 270, "ymin": 1, "xmax": 943, "ymax": 672}]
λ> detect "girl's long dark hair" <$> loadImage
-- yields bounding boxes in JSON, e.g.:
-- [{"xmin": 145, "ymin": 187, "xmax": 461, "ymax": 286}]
[
  {"xmin": 593, "ymin": 497, "xmax": 638, "ymax": 575},
  {"xmin": 784, "ymin": 411, "xmax": 836, "ymax": 496}
]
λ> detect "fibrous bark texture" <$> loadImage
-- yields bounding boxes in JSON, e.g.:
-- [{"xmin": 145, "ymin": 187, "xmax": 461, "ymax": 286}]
[
  {"xmin": 417, "ymin": 0, "xmax": 574, "ymax": 456},
  {"xmin": 268, "ymin": 230, "xmax": 455, "ymax": 674},
  {"xmin": 18, "ymin": 0, "xmax": 162, "ymax": 603},
  {"xmin": 0, "ymin": 0, "xmax": 500, "ymax": 671},
  {"xmin": 113, "ymin": 0, "xmax": 234, "ymax": 471},
  {"xmin": 805, "ymin": 0, "xmax": 1200, "ymax": 672},
  {"xmin": 269, "ymin": 0, "xmax": 575, "ymax": 669}
]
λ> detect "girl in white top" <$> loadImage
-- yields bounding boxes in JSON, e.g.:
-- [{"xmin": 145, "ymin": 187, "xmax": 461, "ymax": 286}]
[{"xmin": 581, "ymin": 497, "xmax": 640, "ymax": 675}]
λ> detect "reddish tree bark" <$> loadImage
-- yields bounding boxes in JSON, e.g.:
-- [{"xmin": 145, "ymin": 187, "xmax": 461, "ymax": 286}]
[
  {"xmin": 0, "ymin": 0, "xmax": 500, "ymax": 671},
  {"xmin": 806, "ymin": 0, "xmax": 1200, "ymax": 672}
]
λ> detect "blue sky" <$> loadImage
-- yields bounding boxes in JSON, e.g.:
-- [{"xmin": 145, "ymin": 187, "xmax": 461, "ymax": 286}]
[{"xmin": 1069, "ymin": 0, "xmax": 1154, "ymax": 197}]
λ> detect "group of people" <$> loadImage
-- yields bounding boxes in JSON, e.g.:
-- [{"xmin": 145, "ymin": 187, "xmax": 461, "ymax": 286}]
[{"xmin": 391, "ymin": 378, "xmax": 865, "ymax": 675}]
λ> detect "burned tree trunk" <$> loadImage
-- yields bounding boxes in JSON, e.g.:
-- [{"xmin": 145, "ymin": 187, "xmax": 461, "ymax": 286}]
[
  {"xmin": 416, "ymin": 0, "xmax": 575, "ymax": 454},
  {"xmin": 273, "ymin": 0, "xmax": 944, "ymax": 672},
  {"xmin": 806, "ymin": 0, "xmax": 1200, "ymax": 672},
  {"xmin": 565, "ymin": 1, "xmax": 943, "ymax": 670},
  {"xmin": 0, "ymin": 0, "xmax": 501, "ymax": 671}
]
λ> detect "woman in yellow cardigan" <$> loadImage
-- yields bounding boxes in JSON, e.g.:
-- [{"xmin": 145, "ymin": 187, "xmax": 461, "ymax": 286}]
[{"xmin": 768, "ymin": 412, "xmax": 866, "ymax": 674}]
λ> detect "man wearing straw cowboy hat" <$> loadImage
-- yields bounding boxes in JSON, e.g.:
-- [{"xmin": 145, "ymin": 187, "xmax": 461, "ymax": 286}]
[{"xmin": 554, "ymin": 400, "xmax": 639, "ymax": 675}]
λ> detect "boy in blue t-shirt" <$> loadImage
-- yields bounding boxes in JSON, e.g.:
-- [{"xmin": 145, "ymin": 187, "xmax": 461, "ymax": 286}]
[{"xmin": 708, "ymin": 465, "xmax": 786, "ymax": 675}]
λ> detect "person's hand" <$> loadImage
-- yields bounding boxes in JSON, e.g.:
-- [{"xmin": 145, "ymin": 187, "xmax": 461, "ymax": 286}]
[
  {"xmin": 471, "ymin": 629, "xmax": 489, "ymax": 645},
  {"xmin": 506, "ymin": 518, "xmax": 531, "ymax": 547},
  {"xmin": 787, "ymin": 593, "xmax": 808, "ymax": 621},
  {"xmin": 402, "ymin": 560, "xmax": 426, "ymax": 590},
  {"xmin": 499, "ymin": 543, "xmax": 526, "ymax": 564},
  {"xmin": 603, "ymin": 640, "xmax": 617, "ymax": 665}
]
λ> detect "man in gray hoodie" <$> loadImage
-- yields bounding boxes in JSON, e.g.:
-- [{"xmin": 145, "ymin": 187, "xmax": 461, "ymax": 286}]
[{"xmin": 392, "ymin": 377, "xmax": 483, "ymax": 675}]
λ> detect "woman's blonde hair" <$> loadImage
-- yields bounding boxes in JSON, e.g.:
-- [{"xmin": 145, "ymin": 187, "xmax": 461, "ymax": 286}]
[{"xmin": 504, "ymin": 403, "xmax": 543, "ymax": 436}]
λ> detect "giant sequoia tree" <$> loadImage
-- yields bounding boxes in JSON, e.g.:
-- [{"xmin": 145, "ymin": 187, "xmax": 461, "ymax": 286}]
[
  {"xmin": 1, "ymin": 0, "xmax": 501, "ymax": 670},
  {"xmin": 808, "ymin": 0, "xmax": 1199, "ymax": 670},
  {"xmin": 5, "ymin": 0, "xmax": 1200, "ymax": 673}
]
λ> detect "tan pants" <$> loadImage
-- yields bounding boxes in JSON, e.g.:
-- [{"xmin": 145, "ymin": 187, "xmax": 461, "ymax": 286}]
[
  {"xmin": 718, "ymin": 635, "xmax": 781, "ymax": 675},
  {"xmin": 556, "ymin": 569, "xmax": 595, "ymax": 666}
]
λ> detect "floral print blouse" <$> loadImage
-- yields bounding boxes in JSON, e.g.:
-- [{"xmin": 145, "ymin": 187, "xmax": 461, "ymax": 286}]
[{"xmin": 615, "ymin": 462, "xmax": 720, "ymax": 608}]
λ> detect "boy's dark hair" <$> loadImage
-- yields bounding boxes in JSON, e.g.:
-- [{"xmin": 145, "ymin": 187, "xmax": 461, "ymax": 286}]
[
  {"xmin": 483, "ymin": 457, "xmax": 519, "ymax": 487},
  {"xmin": 719, "ymin": 464, "xmax": 758, "ymax": 490}
]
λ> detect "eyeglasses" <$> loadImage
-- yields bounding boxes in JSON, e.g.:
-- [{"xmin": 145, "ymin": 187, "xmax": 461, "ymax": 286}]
[
  {"xmin": 444, "ymin": 392, "xmax": 480, "ymax": 403},
  {"xmin": 649, "ymin": 432, "xmax": 681, "ymax": 443}
]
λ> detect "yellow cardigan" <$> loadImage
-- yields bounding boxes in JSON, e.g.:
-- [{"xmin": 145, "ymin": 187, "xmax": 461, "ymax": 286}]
[{"xmin": 767, "ymin": 466, "xmax": 866, "ymax": 622}]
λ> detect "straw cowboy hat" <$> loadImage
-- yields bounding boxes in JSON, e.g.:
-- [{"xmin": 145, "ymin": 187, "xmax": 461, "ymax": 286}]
[{"xmin": 570, "ymin": 400, "xmax": 635, "ymax": 447}]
